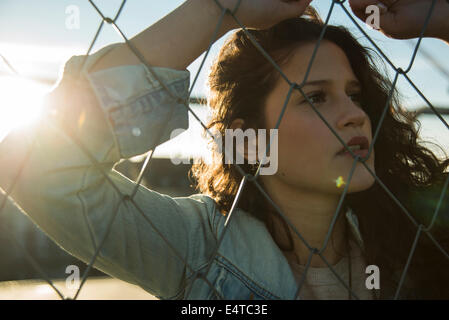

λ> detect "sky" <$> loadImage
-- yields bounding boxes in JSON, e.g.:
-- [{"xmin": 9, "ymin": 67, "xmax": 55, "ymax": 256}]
[{"xmin": 0, "ymin": 0, "xmax": 448, "ymax": 159}]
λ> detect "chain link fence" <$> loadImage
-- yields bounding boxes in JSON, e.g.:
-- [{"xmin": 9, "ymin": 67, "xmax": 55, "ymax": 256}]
[{"xmin": 0, "ymin": 0, "xmax": 449, "ymax": 300}]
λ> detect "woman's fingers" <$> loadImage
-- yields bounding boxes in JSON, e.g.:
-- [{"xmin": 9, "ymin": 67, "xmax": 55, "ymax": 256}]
[
  {"xmin": 348, "ymin": 0, "xmax": 383, "ymax": 21},
  {"xmin": 279, "ymin": 0, "xmax": 313, "ymax": 19},
  {"xmin": 349, "ymin": 0, "xmax": 449, "ymax": 40},
  {"xmin": 377, "ymin": 0, "xmax": 399, "ymax": 7}
]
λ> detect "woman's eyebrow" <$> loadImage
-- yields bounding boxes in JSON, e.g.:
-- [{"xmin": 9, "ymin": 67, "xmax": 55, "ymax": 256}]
[
  {"xmin": 347, "ymin": 79, "xmax": 361, "ymax": 89},
  {"xmin": 301, "ymin": 79, "xmax": 361, "ymax": 88},
  {"xmin": 301, "ymin": 79, "xmax": 330, "ymax": 88}
]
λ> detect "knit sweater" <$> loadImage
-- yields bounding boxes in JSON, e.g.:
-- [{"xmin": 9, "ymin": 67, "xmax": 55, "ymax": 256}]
[{"xmin": 289, "ymin": 238, "xmax": 376, "ymax": 300}]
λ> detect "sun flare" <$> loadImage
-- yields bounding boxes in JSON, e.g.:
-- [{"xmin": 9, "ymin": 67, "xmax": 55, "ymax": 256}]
[
  {"xmin": 335, "ymin": 175, "xmax": 346, "ymax": 188},
  {"xmin": 0, "ymin": 75, "xmax": 48, "ymax": 141}
]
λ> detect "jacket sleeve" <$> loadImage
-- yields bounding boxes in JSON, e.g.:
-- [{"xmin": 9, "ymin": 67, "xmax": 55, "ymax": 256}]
[{"xmin": 0, "ymin": 43, "xmax": 221, "ymax": 299}]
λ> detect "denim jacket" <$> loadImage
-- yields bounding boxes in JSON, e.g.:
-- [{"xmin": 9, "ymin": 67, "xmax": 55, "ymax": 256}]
[{"xmin": 0, "ymin": 43, "xmax": 445, "ymax": 300}]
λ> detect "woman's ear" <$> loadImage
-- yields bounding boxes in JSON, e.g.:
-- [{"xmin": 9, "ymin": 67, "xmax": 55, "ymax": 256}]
[{"xmin": 228, "ymin": 118, "xmax": 257, "ymax": 163}]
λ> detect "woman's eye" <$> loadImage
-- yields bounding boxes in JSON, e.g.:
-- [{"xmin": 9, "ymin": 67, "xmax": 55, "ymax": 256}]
[
  {"xmin": 349, "ymin": 92, "xmax": 363, "ymax": 105},
  {"xmin": 303, "ymin": 91, "xmax": 326, "ymax": 105}
]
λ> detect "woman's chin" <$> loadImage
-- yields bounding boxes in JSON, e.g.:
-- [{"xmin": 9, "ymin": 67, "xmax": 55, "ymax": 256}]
[{"xmin": 343, "ymin": 173, "xmax": 375, "ymax": 193}]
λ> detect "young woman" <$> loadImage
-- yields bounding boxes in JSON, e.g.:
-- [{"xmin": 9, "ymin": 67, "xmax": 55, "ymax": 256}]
[{"xmin": 1, "ymin": 0, "xmax": 449, "ymax": 300}]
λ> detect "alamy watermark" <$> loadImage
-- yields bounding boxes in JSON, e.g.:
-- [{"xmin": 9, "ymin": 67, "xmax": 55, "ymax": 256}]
[
  {"xmin": 65, "ymin": 5, "xmax": 80, "ymax": 30},
  {"xmin": 365, "ymin": 4, "xmax": 383, "ymax": 30},
  {"xmin": 170, "ymin": 128, "xmax": 278, "ymax": 175},
  {"xmin": 65, "ymin": 264, "xmax": 80, "ymax": 290},
  {"xmin": 365, "ymin": 264, "xmax": 380, "ymax": 290}
]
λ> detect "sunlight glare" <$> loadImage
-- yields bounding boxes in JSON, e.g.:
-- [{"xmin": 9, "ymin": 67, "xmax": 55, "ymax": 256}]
[{"xmin": 0, "ymin": 76, "xmax": 48, "ymax": 141}]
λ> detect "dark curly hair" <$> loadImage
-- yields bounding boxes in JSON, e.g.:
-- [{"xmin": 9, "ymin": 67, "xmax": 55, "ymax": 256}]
[{"xmin": 190, "ymin": 7, "xmax": 449, "ymax": 299}]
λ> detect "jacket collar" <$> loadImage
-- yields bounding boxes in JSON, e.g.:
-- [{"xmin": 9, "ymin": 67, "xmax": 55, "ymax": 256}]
[
  {"xmin": 346, "ymin": 207, "xmax": 365, "ymax": 252},
  {"xmin": 218, "ymin": 206, "xmax": 366, "ymax": 299}
]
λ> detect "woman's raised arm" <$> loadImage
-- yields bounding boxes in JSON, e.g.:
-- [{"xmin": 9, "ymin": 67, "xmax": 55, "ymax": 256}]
[
  {"xmin": 90, "ymin": 0, "xmax": 313, "ymax": 72},
  {"xmin": 0, "ymin": 45, "xmax": 216, "ymax": 299}
]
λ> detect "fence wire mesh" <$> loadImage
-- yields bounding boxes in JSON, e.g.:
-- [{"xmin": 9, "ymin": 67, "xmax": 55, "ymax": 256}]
[{"xmin": 0, "ymin": 0, "xmax": 448, "ymax": 300}]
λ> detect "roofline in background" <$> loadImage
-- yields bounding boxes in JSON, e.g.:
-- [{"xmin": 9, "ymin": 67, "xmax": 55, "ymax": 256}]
[{"xmin": 1, "ymin": 72, "xmax": 447, "ymax": 113}]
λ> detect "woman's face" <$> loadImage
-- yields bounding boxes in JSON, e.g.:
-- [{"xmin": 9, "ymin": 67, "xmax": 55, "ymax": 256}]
[{"xmin": 262, "ymin": 40, "xmax": 375, "ymax": 194}]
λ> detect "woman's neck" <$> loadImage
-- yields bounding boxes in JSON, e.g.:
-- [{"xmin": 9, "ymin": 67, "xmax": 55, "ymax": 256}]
[{"xmin": 262, "ymin": 177, "xmax": 348, "ymax": 267}]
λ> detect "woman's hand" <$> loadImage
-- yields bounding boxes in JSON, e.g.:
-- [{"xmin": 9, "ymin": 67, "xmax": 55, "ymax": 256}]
[
  {"xmin": 348, "ymin": 0, "xmax": 449, "ymax": 41},
  {"xmin": 215, "ymin": 0, "xmax": 313, "ymax": 30}
]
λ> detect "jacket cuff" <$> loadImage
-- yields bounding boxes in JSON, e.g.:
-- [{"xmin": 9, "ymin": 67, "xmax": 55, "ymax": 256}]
[{"xmin": 62, "ymin": 43, "xmax": 191, "ymax": 159}]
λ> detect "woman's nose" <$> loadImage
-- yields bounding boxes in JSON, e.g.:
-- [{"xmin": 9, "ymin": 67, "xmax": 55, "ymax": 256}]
[{"xmin": 336, "ymin": 98, "xmax": 368, "ymax": 129}]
